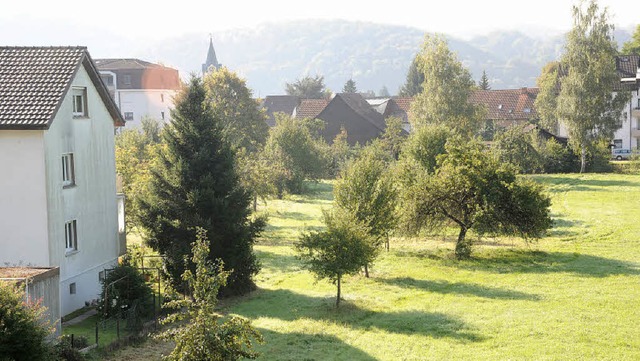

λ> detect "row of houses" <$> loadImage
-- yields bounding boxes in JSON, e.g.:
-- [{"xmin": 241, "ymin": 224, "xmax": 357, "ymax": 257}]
[{"xmin": 262, "ymin": 55, "xmax": 640, "ymax": 152}]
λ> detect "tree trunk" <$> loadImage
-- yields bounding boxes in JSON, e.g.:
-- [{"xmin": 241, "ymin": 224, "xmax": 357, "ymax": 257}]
[
  {"xmin": 253, "ymin": 195, "xmax": 258, "ymax": 212},
  {"xmin": 580, "ymin": 144, "xmax": 587, "ymax": 174},
  {"xmin": 336, "ymin": 275, "xmax": 341, "ymax": 308},
  {"xmin": 454, "ymin": 226, "xmax": 471, "ymax": 260},
  {"xmin": 385, "ymin": 235, "xmax": 390, "ymax": 252},
  {"xmin": 364, "ymin": 264, "xmax": 369, "ymax": 278}
]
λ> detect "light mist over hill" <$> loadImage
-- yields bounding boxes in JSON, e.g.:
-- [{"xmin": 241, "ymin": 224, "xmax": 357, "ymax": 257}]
[{"xmin": 0, "ymin": 19, "xmax": 632, "ymax": 96}]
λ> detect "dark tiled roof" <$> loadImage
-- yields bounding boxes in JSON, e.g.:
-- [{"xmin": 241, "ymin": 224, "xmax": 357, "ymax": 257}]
[
  {"xmin": 337, "ymin": 93, "xmax": 386, "ymax": 131},
  {"xmin": 262, "ymin": 95, "xmax": 299, "ymax": 126},
  {"xmin": 294, "ymin": 98, "xmax": 330, "ymax": 119},
  {"xmin": 616, "ymin": 55, "xmax": 640, "ymax": 79},
  {"xmin": 94, "ymin": 58, "xmax": 161, "ymax": 70},
  {"xmin": 0, "ymin": 47, "xmax": 85, "ymax": 129},
  {"xmin": 0, "ymin": 46, "xmax": 124, "ymax": 129},
  {"xmin": 469, "ymin": 88, "xmax": 539, "ymax": 121}
]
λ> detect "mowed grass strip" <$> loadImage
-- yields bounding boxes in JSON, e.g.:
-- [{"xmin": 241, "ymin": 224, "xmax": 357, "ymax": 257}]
[{"xmin": 232, "ymin": 174, "xmax": 640, "ymax": 360}]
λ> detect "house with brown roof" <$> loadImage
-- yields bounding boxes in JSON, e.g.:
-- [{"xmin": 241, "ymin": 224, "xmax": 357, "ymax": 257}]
[
  {"xmin": 262, "ymin": 95, "xmax": 300, "ymax": 126},
  {"xmin": 95, "ymin": 58, "xmax": 180, "ymax": 127},
  {"xmin": 0, "ymin": 46, "xmax": 126, "ymax": 317},
  {"xmin": 469, "ymin": 87, "xmax": 539, "ymax": 139}
]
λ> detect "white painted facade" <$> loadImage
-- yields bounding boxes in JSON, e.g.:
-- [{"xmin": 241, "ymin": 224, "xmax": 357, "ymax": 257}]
[
  {"xmin": 611, "ymin": 89, "xmax": 640, "ymax": 150},
  {"xmin": 116, "ymin": 88, "xmax": 176, "ymax": 128},
  {"xmin": 0, "ymin": 64, "xmax": 121, "ymax": 315}
]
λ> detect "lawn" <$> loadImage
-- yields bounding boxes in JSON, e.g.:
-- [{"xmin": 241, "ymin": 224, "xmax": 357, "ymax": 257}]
[{"xmin": 105, "ymin": 175, "xmax": 640, "ymax": 360}]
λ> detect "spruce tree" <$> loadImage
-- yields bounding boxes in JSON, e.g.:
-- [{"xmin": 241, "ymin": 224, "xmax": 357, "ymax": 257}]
[
  {"xmin": 342, "ymin": 79, "xmax": 357, "ymax": 93},
  {"xmin": 479, "ymin": 70, "xmax": 491, "ymax": 90},
  {"xmin": 398, "ymin": 57, "xmax": 424, "ymax": 97},
  {"xmin": 138, "ymin": 76, "xmax": 263, "ymax": 295}
]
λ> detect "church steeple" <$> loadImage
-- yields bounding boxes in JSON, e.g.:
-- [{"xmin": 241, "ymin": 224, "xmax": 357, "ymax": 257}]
[{"xmin": 202, "ymin": 35, "xmax": 221, "ymax": 75}]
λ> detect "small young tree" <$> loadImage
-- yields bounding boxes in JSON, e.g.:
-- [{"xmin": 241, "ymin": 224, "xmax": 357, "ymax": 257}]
[
  {"xmin": 402, "ymin": 138, "xmax": 552, "ymax": 259},
  {"xmin": 0, "ymin": 282, "xmax": 53, "ymax": 361},
  {"xmin": 159, "ymin": 228, "xmax": 263, "ymax": 361},
  {"xmin": 398, "ymin": 56, "xmax": 424, "ymax": 97},
  {"xmin": 296, "ymin": 210, "xmax": 376, "ymax": 307}
]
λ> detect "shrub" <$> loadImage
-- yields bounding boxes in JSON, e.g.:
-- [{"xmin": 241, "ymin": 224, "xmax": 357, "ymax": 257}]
[
  {"xmin": 0, "ymin": 282, "xmax": 53, "ymax": 361},
  {"xmin": 97, "ymin": 263, "xmax": 154, "ymax": 321}
]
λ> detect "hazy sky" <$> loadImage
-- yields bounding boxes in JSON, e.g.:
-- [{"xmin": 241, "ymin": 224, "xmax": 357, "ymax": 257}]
[{"xmin": 2, "ymin": 0, "xmax": 636, "ymax": 41}]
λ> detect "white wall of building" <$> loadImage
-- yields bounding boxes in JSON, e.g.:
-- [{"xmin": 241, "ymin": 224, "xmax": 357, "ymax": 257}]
[
  {"xmin": 612, "ymin": 89, "xmax": 640, "ymax": 150},
  {"xmin": 117, "ymin": 89, "xmax": 175, "ymax": 128},
  {"xmin": 44, "ymin": 64, "xmax": 120, "ymax": 315},
  {"xmin": 0, "ymin": 131, "xmax": 49, "ymax": 266}
]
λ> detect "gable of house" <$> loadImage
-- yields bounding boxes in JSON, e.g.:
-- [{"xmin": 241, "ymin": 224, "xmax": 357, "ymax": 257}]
[
  {"xmin": 316, "ymin": 93, "xmax": 387, "ymax": 146},
  {"xmin": 262, "ymin": 95, "xmax": 300, "ymax": 126}
]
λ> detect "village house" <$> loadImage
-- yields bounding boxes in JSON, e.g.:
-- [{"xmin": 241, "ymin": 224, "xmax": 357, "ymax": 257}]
[
  {"xmin": 0, "ymin": 46, "xmax": 126, "ymax": 316},
  {"xmin": 95, "ymin": 58, "xmax": 180, "ymax": 128}
]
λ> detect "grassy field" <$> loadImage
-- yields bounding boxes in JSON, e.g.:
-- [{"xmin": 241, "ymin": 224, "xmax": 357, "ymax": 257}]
[{"xmin": 105, "ymin": 175, "xmax": 640, "ymax": 360}]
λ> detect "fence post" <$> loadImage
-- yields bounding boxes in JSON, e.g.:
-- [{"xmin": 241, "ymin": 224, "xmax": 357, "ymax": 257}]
[
  {"xmin": 71, "ymin": 333, "xmax": 74, "ymax": 348},
  {"xmin": 117, "ymin": 317, "xmax": 120, "ymax": 340},
  {"xmin": 95, "ymin": 322, "xmax": 98, "ymax": 346}
]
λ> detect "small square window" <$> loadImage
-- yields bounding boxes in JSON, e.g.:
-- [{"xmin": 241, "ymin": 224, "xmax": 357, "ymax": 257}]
[
  {"xmin": 69, "ymin": 283, "xmax": 76, "ymax": 295},
  {"xmin": 123, "ymin": 74, "xmax": 131, "ymax": 85},
  {"xmin": 614, "ymin": 139, "xmax": 623, "ymax": 149},
  {"xmin": 62, "ymin": 153, "xmax": 75, "ymax": 187},
  {"xmin": 161, "ymin": 111, "xmax": 165, "ymax": 120},
  {"xmin": 65, "ymin": 220, "xmax": 78, "ymax": 253},
  {"xmin": 72, "ymin": 88, "xmax": 87, "ymax": 117},
  {"xmin": 99, "ymin": 270, "xmax": 105, "ymax": 282},
  {"xmin": 161, "ymin": 94, "xmax": 164, "ymax": 103},
  {"xmin": 124, "ymin": 112, "xmax": 134, "ymax": 121}
]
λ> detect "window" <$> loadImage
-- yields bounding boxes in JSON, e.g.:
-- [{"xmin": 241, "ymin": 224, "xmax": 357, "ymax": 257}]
[
  {"xmin": 101, "ymin": 74, "xmax": 113, "ymax": 86},
  {"xmin": 524, "ymin": 108, "xmax": 531, "ymax": 113},
  {"xmin": 65, "ymin": 220, "xmax": 78, "ymax": 253},
  {"xmin": 62, "ymin": 153, "xmax": 75, "ymax": 187},
  {"xmin": 72, "ymin": 88, "xmax": 87, "ymax": 117},
  {"xmin": 99, "ymin": 270, "xmax": 105, "ymax": 282},
  {"xmin": 161, "ymin": 111, "xmax": 165, "ymax": 120},
  {"xmin": 124, "ymin": 112, "xmax": 134, "ymax": 121},
  {"xmin": 614, "ymin": 139, "xmax": 623, "ymax": 149},
  {"xmin": 497, "ymin": 104, "xmax": 503, "ymax": 110},
  {"xmin": 69, "ymin": 283, "xmax": 76, "ymax": 295},
  {"xmin": 636, "ymin": 99, "xmax": 640, "ymax": 110},
  {"xmin": 123, "ymin": 74, "xmax": 131, "ymax": 85},
  {"xmin": 160, "ymin": 93, "xmax": 164, "ymax": 103}
]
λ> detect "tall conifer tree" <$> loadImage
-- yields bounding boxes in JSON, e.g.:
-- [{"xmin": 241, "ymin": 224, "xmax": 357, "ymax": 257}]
[{"xmin": 139, "ymin": 76, "xmax": 263, "ymax": 295}]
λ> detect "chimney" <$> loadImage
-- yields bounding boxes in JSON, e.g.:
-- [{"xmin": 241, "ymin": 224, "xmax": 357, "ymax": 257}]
[{"xmin": 520, "ymin": 87, "xmax": 528, "ymax": 95}]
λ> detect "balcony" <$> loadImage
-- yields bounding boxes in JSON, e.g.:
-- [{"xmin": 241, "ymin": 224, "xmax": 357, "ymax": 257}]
[
  {"xmin": 632, "ymin": 129, "xmax": 640, "ymax": 138},
  {"xmin": 632, "ymin": 107, "xmax": 640, "ymax": 118}
]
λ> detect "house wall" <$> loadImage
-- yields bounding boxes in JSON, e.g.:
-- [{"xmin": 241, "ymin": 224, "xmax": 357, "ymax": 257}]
[
  {"xmin": 0, "ymin": 131, "xmax": 49, "ymax": 266},
  {"xmin": 117, "ymin": 89, "xmax": 175, "ymax": 127},
  {"xmin": 44, "ymin": 64, "xmax": 120, "ymax": 315},
  {"xmin": 612, "ymin": 90, "xmax": 640, "ymax": 150},
  {"xmin": 319, "ymin": 97, "xmax": 384, "ymax": 146}
]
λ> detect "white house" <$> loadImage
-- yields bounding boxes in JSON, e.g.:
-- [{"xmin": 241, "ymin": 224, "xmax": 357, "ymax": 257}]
[
  {"xmin": 0, "ymin": 46, "xmax": 126, "ymax": 316},
  {"xmin": 94, "ymin": 58, "xmax": 180, "ymax": 128}
]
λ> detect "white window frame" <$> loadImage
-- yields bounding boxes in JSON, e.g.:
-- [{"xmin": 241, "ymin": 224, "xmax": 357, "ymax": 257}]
[
  {"xmin": 62, "ymin": 153, "xmax": 75, "ymax": 187},
  {"xmin": 65, "ymin": 220, "xmax": 78, "ymax": 253},
  {"xmin": 72, "ymin": 88, "xmax": 87, "ymax": 117},
  {"xmin": 124, "ymin": 112, "xmax": 134, "ymax": 121}
]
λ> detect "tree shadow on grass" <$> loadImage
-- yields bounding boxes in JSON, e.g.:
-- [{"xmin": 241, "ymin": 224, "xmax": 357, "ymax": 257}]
[
  {"xmin": 453, "ymin": 249, "xmax": 640, "ymax": 278},
  {"xmin": 256, "ymin": 328, "xmax": 376, "ymax": 361},
  {"xmin": 548, "ymin": 213, "xmax": 584, "ymax": 237},
  {"xmin": 254, "ymin": 249, "xmax": 303, "ymax": 273},
  {"xmin": 539, "ymin": 176, "xmax": 639, "ymax": 193},
  {"xmin": 234, "ymin": 288, "xmax": 483, "ymax": 342},
  {"xmin": 377, "ymin": 277, "xmax": 540, "ymax": 301}
]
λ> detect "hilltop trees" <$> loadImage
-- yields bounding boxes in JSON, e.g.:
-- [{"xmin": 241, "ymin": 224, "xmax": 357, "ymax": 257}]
[
  {"xmin": 409, "ymin": 34, "xmax": 481, "ymax": 133},
  {"xmin": 536, "ymin": 0, "xmax": 629, "ymax": 173},
  {"xmin": 138, "ymin": 76, "xmax": 263, "ymax": 295},
  {"xmin": 621, "ymin": 24, "xmax": 640, "ymax": 54},
  {"xmin": 285, "ymin": 75, "xmax": 328, "ymax": 99}
]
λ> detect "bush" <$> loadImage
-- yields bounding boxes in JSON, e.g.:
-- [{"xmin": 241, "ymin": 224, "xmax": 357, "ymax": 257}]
[
  {"xmin": 97, "ymin": 263, "xmax": 154, "ymax": 322},
  {"xmin": 0, "ymin": 282, "xmax": 53, "ymax": 361},
  {"xmin": 537, "ymin": 137, "xmax": 580, "ymax": 173},
  {"xmin": 53, "ymin": 336, "xmax": 86, "ymax": 361}
]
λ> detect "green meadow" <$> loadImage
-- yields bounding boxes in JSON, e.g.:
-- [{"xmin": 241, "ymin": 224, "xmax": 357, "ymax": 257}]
[{"xmin": 105, "ymin": 174, "xmax": 640, "ymax": 360}]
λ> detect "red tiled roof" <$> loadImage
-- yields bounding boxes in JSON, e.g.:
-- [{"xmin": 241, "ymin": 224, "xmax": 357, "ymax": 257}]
[
  {"xmin": 294, "ymin": 98, "xmax": 330, "ymax": 119},
  {"xmin": 392, "ymin": 97, "xmax": 414, "ymax": 113},
  {"xmin": 469, "ymin": 87, "xmax": 539, "ymax": 121}
]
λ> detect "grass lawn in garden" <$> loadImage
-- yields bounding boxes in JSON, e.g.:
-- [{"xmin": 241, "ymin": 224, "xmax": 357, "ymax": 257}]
[{"xmin": 105, "ymin": 175, "xmax": 640, "ymax": 360}]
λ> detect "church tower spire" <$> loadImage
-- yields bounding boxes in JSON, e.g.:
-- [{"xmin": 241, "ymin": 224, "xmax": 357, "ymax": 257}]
[{"xmin": 202, "ymin": 35, "xmax": 221, "ymax": 75}]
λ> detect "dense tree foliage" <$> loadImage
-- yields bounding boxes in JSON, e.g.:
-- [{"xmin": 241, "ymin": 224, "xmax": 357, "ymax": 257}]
[
  {"xmin": 262, "ymin": 113, "xmax": 329, "ymax": 195},
  {"xmin": 479, "ymin": 70, "xmax": 491, "ymax": 90},
  {"xmin": 203, "ymin": 67, "xmax": 268, "ymax": 153},
  {"xmin": 138, "ymin": 76, "xmax": 263, "ymax": 295},
  {"xmin": 621, "ymin": 24, "xmax": 640, "ymax": 54},
  {"xmin": 400, "ymin": 138, "xmax": 552, "ymax": 259},
  {"xmin": 285, "ymin": 75, "xmax": 328, "ymax": 99},
  {"xmin": 115, "ymin": 117, "xmax": 162, "ymax": 233},
  {"xmin": 98, "ymin": 263, "xmax": 154, "ymax": 321},
  {"xmin": 297, "ymin": 210, "xmax": 377, "ymax": 307},
  {"xmin": 342, "ymin": 79, "xmax": 357, "ymax": 93},
  {"xmin": 492, "ymin": 125, "xmax": 543, "ymax": 174},
  {"xmin": 159, "ymin": 228, "xmax": 263, "ymax": 361},
  {"xmin": 409, "ymin": 34, "xmax": 482, "ymax": 133},
  {"xmin": 398, "ymin": 56, "xmax": 424, "ymax": 97},
  {"xmin": 334, "ymin": 145, "xmax": 398, "ymax": 261},
  {"xmin": 536, "ymin": 0, "xmax": 629, "ymax": 172},
  {"xmin": 0, "ymin": 282, "xmax": 52, "ymax": 361}
]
